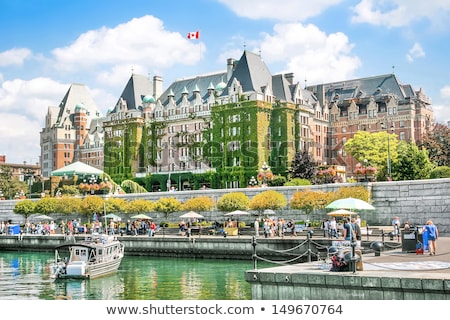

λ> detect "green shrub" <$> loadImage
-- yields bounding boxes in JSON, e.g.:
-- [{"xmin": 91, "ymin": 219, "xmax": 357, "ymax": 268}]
[
  {"xmin": 284, "ymin": 178, "xmax": 312, "ymax": 186},
  {"xmin": 430, "ymin": 166, "xmax": 450, "ymax": 179}
]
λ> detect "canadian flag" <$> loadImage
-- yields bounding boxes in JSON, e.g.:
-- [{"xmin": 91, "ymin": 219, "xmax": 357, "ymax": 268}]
[{"xmin": 187, "ymin": 31, "xmax": 199, "ymax": 39}]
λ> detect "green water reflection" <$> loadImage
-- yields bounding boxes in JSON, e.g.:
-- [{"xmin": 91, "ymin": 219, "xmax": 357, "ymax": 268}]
[{"xmin": 0, "ymin": 251, "xmax": 262, "ymax": 300}]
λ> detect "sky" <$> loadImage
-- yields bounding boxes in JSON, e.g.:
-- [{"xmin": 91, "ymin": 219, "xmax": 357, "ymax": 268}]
[{"xmin": 1, "ymin": 0, "xmax": 450, "ymax": 165}]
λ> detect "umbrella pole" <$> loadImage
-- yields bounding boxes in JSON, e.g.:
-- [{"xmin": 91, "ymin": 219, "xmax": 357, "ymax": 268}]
[{"xmin": 237, "ymin": 218, "xmax": 240, "ymax": 238}]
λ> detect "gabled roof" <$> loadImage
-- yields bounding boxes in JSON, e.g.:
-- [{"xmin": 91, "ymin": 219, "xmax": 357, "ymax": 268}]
[
  {"xmin": 307, "ymin": 74, "xmax": 416, "ymax": 104},
  {"xmin": 272, "ymin": 74, "xmax": 294, "ymax": 102},
  {"xmin": 158, "ymin": 72, "xmax": 226, "ymax": 106},
  {"xmin": 111, "ymin": 74, "xmax": 153, "ymax": 113},
  {"xmin": 222, "ymin": 50, "xmax": 272, "ymax": 96},
  {"xmin": 51, "ymin": 161, "xmax": 103, "ymax": 177},
  {"xmin": 56, "ymin": 83, "xmax": 101, "ymax": 128}
]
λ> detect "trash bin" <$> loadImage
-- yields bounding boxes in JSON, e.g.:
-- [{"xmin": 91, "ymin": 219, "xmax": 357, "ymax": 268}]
[
  {"xmin": 401, "ymin": 230, "xmax": 418, "ymax": 252},
  {"xmin": 8, "ymin": 224, "xmax": 21, "ymax": 235}
]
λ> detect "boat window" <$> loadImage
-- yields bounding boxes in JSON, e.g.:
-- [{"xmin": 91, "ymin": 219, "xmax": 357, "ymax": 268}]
[{"xmin": 98, "ymin": 249, "xmax": 103, "ymax": 255}]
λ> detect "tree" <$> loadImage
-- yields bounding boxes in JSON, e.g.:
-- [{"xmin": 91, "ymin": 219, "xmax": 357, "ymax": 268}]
[
  {"xmin": 79, "ymin": 195, "xmax": 104, "ymax": 217},
  {"xmin": 288, "ymin": 150, "xmax": 316, "ymax": 180},
  {"xmin": 126, "ymin": 199, "xmax": 153, "ymax": 215},
  {"xmin": 290, "ymin": 189, "xmax": 327, "ymax": 217},
  {"xmin": 345, "ymin": 131, "xmax": 398, "ymax": 181},
  {"xmin": 0, "ymin": 164, "xmax": 28, "ymax": 199},
  {"xmin": 181, "ymin": 196, "xmax": 215, "ymax": 212},
  {"xmin": 153, "ymin": 197, "xmax": 181, "ymax": 224},
  {"xmin": 13, "ymin": 200, "xmax": 36, "ymax": 221},
  {"xmin": 55, "ymin": 196, "xmax": 82, "ymax": 215},
  {"xmin": 34, "ymin": 197, "xmax": 59, "ymax": 215},
  {"xmin": 105, "ymin": 197, "xmax": 128, "ymax": 214},
  {"xmin": 331, "ymin": 186, "xmax": 369, "ymax": 202},
  {"xmin": 419, "ymin": 123, "xmax": 450, "ymax": 167},
  {"xmin": 216, "ymin": 192, "xmax": 249, "ymax": 212},
  {"xmin": 249, "ymin": 190, "xmax": 287, "ymax": 215},
  {"xmin": 392, "ymin": 142, "xmax": 434, "ymax": 180}
]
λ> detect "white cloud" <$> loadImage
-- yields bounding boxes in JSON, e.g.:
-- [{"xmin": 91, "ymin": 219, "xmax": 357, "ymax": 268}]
[
  {"xmin": 351, "ymin": 0, "xmax": 450, "ymax": 28},
  {"xmin": 51, "ymin": 15, "xmax": 204, "ymax": 76},
  {"xmin": 0, "ymin": 48, "xmax": 32, "ymax": 67},
  {"xmin": 432, "ymin": 104, "xmax": 450, "ymax": 123},
  {"xmin": 432, "ymin": 86, "xmax": 450, "ymax": 123},
  {"xmin": 218, "ymin": 0, "xmax": 344, "ymax": 21},
  {"xmin": 440, "ymin": 85, "xmax": 450, "ymax": 99},
  {"xmin": 0, "ymin": 77, "xmax": 68, "ymax": 121},
  {"xmin": 0, "ymin": 112, "xmax": 43, "ymax": 163},
  {"xmin": 406, "ymin": 42, "xmax": 425, "ymax": 62},
  {"xmin": 258, "ymin": 23, "xmax": 361, "ymax": 84},
  {"xmin": 0, "ymin": 77, "xmax": 70, "ymax": 162}
]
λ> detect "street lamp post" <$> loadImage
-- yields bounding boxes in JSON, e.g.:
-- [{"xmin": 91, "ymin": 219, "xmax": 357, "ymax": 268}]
[
  {"xmin": 25, "ymin": 169, "xmax": 35, "ymax": 199},
  {"xmin": 261, "ymin": 162, "xmax": 269, "ymax": 186},
  {"xmin": 387, "ymin": 125, "xmax": 394, "ymax": 181},
  {"xmin": 363, "ymin": 159, "xmax": 368, "ymax": 182}
]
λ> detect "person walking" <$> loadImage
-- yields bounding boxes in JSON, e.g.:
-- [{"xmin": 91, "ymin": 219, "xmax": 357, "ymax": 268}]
[
  {"xmin": 343, "ymin": 217, "xmax": 354, "ymax": 242},
  {"xmin": 329, "ymin": 217, "xmax": 338, "ymax": 238},
  {"xmin": 422, "ymin": 220, "xmax": 439, "ymax": 255}
]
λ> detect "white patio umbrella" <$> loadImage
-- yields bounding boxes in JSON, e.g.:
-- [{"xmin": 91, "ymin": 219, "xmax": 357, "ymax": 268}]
[
  {"xmin": 327, "ymin": 209, "xmax": 357, "ymax": 217},
  {"xmin": 30, "ymin": 214, "xmax": 54, "ymax": 221},
  {"xmin": 179, "ymin": 211, "xmax": 204, "ymax": 219},
  {"xmin": 325, "ymin": 197, "xmax": 375, "ymax": 211},
  {"xmin": 224, "ymin": 210, "xmax": 250, "ymax": 236},
  {"xmin": 131, "ymin": 213, "xmax": 153, "ymax": 220}
]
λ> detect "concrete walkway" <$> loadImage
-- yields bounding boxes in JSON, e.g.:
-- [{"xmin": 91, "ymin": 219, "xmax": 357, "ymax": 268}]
[{"xmin": 360, "ymin": 236, "xmax": 450, "ymax": 273}]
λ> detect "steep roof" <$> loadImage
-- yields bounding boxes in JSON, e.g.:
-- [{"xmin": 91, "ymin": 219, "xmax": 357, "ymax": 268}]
[
  {"xmin": 112, "ymin": 74, "xmax": 153, "ymax": 113},
  {"xmin": 158, "ymin": 72, "xmax": 226, "ymax": 105},
  {"xmin": 308, "ymin": 74, "xmax": 416, "ymax": 104},
  {"xmin": 222, "ymin": 50, "xmax": 272, "ymax": 96},
  {"xmin": 272, "ymin": 74, "xmax": 294, "ymax": 102},
  {"xmin": 56, "ymin": 83, "xmax": 101, "ymax": 128}
]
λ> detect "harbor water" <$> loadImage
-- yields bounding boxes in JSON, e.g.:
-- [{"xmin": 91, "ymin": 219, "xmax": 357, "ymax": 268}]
[{"xmin": 0, "ymin": 251, "xmax": 260, "ymax": 300}]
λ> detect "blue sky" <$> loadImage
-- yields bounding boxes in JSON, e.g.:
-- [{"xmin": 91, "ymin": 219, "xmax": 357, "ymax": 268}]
[{"xmin": 1, "ymin": 0, "xmax": 450, "ymax": 164}]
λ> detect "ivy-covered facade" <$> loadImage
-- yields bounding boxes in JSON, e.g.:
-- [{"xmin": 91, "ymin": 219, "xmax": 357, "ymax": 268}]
[
  {"xmin": 102, "ymin": 50, "xmax": 433, "ymax": 191},
  {"xmin": 102, "ymin": 51, "xmax": 329, "ymax": 190}
]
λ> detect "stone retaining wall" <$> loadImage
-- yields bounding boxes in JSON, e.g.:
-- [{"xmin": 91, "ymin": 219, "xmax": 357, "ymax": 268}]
[{"xmin": 1, "ymin": 178, "xmax": 449, "ymax": 235}]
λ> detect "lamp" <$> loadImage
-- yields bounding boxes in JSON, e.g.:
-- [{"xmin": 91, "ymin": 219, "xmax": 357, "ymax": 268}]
[
  {"xmin": 387, "ymin": 125, "xmax": 395, "ymax": 181},
  {"xmin": 363, "ymin": 159, "xmax": 368, "ymax": 182},
  {"xmin": 261, "ymin": 162, "xmax": 270, "ymax": 186}
]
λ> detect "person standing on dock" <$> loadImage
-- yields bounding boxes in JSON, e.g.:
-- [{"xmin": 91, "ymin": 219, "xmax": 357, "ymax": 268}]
[
  {"xmin": 392, "ymin": 216, "xmax": 401, "ymax": 240},
  {"xmin": 422, "ymin": 220, "xmax": 439, "ymax": 255}
]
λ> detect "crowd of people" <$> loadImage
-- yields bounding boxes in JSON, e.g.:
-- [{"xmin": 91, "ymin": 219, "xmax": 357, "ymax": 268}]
[
  {"xmin": 0, "ymin": 214, "xmax": 441, "ymax": 250},
  {"xmin": 253, "ymin": 217, "xmax": 297, "ymax": 238}
]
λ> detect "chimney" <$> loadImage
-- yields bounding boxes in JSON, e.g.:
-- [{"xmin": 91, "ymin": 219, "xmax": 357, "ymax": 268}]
[
  {"xmin": 285, "ymin": 73, "xmax": 294, "ymax": 85},
  {"xmin": 227, "ymin": 58, "xmax": 235, "ymax": 81},
  {"xmin": 153, "ymin": 75, "xmax": 163, "ymax": 100},
  {"xmin": 316, "ymin": 84, "xmax": 326, "ymax": 108}
]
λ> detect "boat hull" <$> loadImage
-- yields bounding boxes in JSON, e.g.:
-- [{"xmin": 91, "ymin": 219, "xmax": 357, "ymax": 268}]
[
  {"xmin": 52, "ymin": 234, "xmax": 124, "ymax": 279},
  {"xmin": 56, "ymin": 256, "xmax": 123, "ymax": 279}
]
